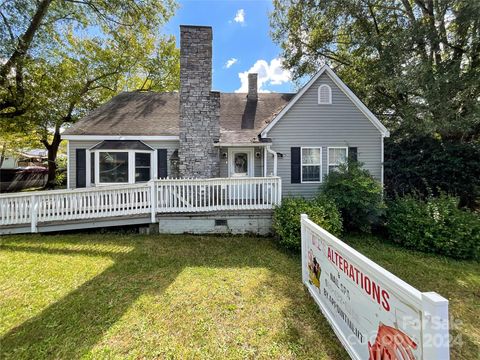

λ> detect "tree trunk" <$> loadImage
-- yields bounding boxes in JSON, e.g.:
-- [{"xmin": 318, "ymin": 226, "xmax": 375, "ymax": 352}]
[{"xmin": 43, "ymin": 128, "xmax": 62, "ymax": 189}]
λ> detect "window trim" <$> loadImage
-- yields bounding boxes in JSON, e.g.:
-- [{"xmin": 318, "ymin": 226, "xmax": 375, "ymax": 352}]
[
  {"xmin": 300, "ymin": 147, "xmax": 322, "ymax": 183},
  {"xmin": 90, "ymin": 149, "xmax": 154, "ymax": 185},
  {"xmin": 318, "ymin": 84, "xmax": 332, "ymax": 105},
  {"xmin": 327, "ymin": 147, "xmax": 348, "ymax": 174}
]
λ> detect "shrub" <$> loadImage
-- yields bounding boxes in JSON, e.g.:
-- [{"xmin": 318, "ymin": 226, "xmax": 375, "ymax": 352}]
[
  {"xmin": 384, "ymin": 136, "xmax": 480, "ymax": 209},
  {"xmin": 273, "ymin": 196, "xmax": 342, "ymax": 251},
  {"xmin": 320, "ymin": 161, "xmax": 385, "ymax": 233},
  {"xmin": 387, "ymin": 195, "xmax": 480, "ymax": 260}
]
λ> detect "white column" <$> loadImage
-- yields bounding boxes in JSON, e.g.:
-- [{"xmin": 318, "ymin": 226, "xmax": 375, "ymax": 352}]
[
  {"xmin": 31, "ymin": 195, "xmax": 38, "ymax": 233},
  {"xmin": 263, "ymin": 147, "xmax": 267, "ymax": 177},
  {"xmin": 94, "ymin": 151, "xmax": 100, "ymax": 184},
  {"xmin": 152, "ymin": 150, "xmax": 157, "ymax": 180},
  {"xmin": 128, "ymin": 151, "xmax": 135, "ymax": 183}
]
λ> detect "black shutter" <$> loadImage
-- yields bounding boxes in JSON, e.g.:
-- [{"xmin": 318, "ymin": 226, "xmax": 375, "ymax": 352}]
[
  {"xmin": 291, "ymin": 147, "xmax": 301, "ymax": 183},
  {"xmin": 90, "ymin": 152, "xmax": 95, "ymax": 184},
  {"xmin": 157, "ymin": 149, "xmax": 168, "ymax": 178},
  {"xmin": 76, "ymin": 149, "xmax": 86, "ymax": 188},
  {"xmin": 348, "ymin": 147, "xmax": 358, "ymax": 162}
]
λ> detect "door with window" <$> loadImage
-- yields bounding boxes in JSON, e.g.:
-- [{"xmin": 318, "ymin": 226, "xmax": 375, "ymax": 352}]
[{"xmin": 228, "ymin": 148, "xmax": 254, "ymax": 202}]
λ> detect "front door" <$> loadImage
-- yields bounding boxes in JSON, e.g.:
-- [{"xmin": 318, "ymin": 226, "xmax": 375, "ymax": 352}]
[
  {"xmin": 228, "ymin": 148, "xmax": 254, "ymax": 202},
  {"xmin": 228, "ymin": 148, "xmax": 253, "ymax": 177}
]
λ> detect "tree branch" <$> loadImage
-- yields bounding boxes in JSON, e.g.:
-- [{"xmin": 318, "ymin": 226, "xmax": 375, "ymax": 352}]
[{"xmin": 0, "ymin": 0, "xmax": 53, "ymax": 87}]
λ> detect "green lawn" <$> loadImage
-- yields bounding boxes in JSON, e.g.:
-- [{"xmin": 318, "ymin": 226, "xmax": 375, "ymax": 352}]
[{"xmin": 0, "ymin": 233, "xmax": 478, "ymax": 359}]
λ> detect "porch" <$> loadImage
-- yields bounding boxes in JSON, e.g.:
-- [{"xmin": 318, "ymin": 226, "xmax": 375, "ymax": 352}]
[{"xmin": 0, "ymin": 176, "xmax": 281, "ymax": 235}]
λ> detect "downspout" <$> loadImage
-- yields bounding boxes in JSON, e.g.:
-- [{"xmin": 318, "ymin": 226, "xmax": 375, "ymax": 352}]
[
  {"xmin": 263, "ymin": 147, "xmax": 267, "ymax": 177},
  {"xmin": 266, "ymin": 146, "xmax": 277, "ymax": 176}
]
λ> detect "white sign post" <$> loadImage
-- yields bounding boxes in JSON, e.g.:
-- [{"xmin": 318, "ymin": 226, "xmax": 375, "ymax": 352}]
[{"xmin": 300, "ymin": 214, "xmax": 450, "ymax": 360}]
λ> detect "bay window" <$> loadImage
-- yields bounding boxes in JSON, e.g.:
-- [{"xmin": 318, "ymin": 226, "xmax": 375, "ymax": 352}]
[{"xmin": 89, "ymin": 140, "xmax": 154, "ymax": 185}]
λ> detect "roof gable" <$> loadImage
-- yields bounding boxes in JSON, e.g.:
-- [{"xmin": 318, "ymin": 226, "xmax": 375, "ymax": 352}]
[{"xmin": 260, "ymin": 65, "xmax": 389, "ymax": 137}]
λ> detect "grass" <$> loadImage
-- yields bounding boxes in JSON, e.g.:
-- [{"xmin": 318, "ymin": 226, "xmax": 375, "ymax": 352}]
[{"xmin": 0, "ymin": 232, "xmax": 478, "ymax": 359}]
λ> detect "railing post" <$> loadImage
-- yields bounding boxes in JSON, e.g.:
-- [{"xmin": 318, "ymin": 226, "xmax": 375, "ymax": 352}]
[
  {"xmin": 277, "ymin": 177, "xmax": 282, "ymax": 205},
  {"xmin": 421, "ymin": 292, "xmax": 450, "ymax": 359},
  {"xmin": 150, "ymin": 180, "xmax": 157, "ymax": 223},
  {"xmin": 300, "ymin": 214, "xmax": 309, "ymax": 284},
  {"xmin": 31, "ymin": 195, "xmax": 38, "ymax": 233}
]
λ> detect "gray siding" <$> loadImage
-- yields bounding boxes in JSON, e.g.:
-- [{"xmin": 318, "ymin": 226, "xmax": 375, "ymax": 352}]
[
  {"xmin": 267, "ymin": 72, "xmax": 383, "ymax": 198},
  {"xmin": 67, "ymin": 140, "xmax": 179, "ymax": 189}
]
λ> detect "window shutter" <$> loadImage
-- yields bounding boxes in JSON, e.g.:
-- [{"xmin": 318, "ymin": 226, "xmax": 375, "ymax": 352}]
[
  {"xmin": 348, "ymin": 147, "xmax": 358, "ymax": 162},
  {"xmin": 90, "ymin": 152, "xmax": 95, "ymax": 184},
  {"xmin": 157, "ymin": 149, "xmax": 168, "ymax": 178},
  {"xmin": 291, "ymin": 147, "xmax": 301, "ymax": 183},
  {"xmin": 76, "ymin": 149, "xmax": 86, "ymax": 188}
]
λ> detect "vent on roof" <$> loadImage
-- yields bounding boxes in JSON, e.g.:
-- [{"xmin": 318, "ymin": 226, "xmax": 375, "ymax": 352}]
[{"xmin": 318, "ymin": 84, "xmax": 332, "ymax": 104}]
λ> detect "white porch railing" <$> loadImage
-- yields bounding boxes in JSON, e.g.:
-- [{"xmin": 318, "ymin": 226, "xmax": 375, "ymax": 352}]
[{"xmin": 0, "ymin": 177, "xmax": 281, "ymax": 232}]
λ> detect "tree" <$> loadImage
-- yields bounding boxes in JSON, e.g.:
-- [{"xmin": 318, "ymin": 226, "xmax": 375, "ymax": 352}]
[
  {"xmin": 1, "ymin": 0, "xmax": 179, "ymax": 188},
  {"xmin": 270, "ymin": 0, "xmax": 480, "ymax": 141},
  {"xmin": 0, "ymin": 0, "xmax": 177, "ymax": 118}
]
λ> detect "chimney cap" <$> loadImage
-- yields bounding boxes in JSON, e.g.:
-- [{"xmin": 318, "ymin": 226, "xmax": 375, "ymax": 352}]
[{"xmin": 180, "ymin": 24, "xmax": 212, "ymax": 29}]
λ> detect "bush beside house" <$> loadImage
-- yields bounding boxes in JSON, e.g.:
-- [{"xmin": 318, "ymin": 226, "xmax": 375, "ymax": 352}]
[
  {"xmin": 272, "ymin": 196, "xmax": 342, "ymax": 251},
  {"xmin": 387, "ymin": 195, "xmax": 480, "ymax": 260},
  {"xmin": 320, "ymin": 161, "xmax": 385, "ymax": 233}
]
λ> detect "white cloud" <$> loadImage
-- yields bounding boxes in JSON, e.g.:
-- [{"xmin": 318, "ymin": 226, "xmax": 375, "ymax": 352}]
[
  {"xmin": 224, "ymin": 58, "xmax": 238, "ymax": 69},
  {"xmin": 235, "ymin": 58, "xmax": 291, "ymax": 93},
  {"xmin": 234, "ymin": 9, "xmax": 245, "ymax": 23}
]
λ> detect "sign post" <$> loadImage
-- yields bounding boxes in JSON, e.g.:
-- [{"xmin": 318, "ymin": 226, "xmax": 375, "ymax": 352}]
[{"xmin": 300, "ymin": 214, "xmax": 449, "ymax": 360}]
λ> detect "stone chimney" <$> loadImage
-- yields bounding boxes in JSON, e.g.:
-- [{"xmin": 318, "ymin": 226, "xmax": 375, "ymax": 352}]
[
  {"xmin": 178, "ymin": 25, "xmax": 220, "ymax": 178},
  {"xmin": 247, "ymin": 73, "xmax": 258, "ymax": 100}
]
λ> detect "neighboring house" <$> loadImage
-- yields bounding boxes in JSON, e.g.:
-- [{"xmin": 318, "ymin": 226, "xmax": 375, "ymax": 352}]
[
  {"xmin": 62, "ymin": 25, "xmax": 389, "ymax": 198},
  {"xmin": 0, "ymin": 149, "xmax": 48, "ymax": 169}
]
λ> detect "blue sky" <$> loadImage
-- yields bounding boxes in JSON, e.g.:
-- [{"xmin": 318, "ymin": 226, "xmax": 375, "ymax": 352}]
[{"xmin": 164, "ymin": 0, "xmax": 295, "ymax": 93}]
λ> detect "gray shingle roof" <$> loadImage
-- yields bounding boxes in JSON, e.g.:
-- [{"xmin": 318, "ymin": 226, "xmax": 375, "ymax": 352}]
[{"xmin": 63, "ymin": 92, "xmax": 294, "ymax": 143}]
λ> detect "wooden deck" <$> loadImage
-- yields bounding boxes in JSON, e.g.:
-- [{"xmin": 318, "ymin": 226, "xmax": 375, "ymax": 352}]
[{"xmin": 0, "ymin": 177, "xmax": 281, "ymax": 235}]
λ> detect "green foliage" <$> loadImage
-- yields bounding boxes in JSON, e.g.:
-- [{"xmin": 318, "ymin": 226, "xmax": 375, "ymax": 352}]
[
  {"xmin": 1, "ymin": 0, "xmax": 178, "ymax": 117},
  {"xmin": 1, "ymin": 0, "xmax": 180, "ymax": 188},
  {"xmin": 272, "ymin": 196, "xmax": 342, "ymax": 251},
  {"xmin": 385, "ymin": 136, "xmax": 480, "ymax": 209},
  {"xmin": 387, "ymin": 195, "xmax": 480, "ymax": 260},
  {"xmin": 320, "ymin": 162, "xmax": 385, "ymax": 233},
  {"xmin": 270, "ymin": 0, "xmax": 480, "ymax": 140}
]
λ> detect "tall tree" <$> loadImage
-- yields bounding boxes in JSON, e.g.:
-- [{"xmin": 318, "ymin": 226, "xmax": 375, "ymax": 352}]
[
  {"xmin": 0, "ymin": 0, "xmax": 176, "ymax": 118},
  {"xmin": 270, "ymin": 0, "xmax": 480, "ymax": 140},
  {"xmin": 1, "ymin": 0, "xmax": 179, "ymax": 188}
]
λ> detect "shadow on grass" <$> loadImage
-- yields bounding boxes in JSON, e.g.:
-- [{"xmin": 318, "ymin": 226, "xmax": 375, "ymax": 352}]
[{"xmin": 0, "ymin": 235, "xmax": 346, "ymax": 359}]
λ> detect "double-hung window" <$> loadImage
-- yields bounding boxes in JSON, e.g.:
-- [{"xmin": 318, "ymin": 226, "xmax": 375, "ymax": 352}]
[
  {"xmin": 328, "ymin": 147, "xmax": 348, "ymax": 173},
  {"xmin": 135, "ymin": 153, "xmax": 151, "ymax": 182},
  {"xmin": 301, "ymin": 147, "xmax": 322, "ymax": 183}
]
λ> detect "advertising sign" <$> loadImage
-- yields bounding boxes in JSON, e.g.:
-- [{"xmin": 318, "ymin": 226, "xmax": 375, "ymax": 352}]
[{"xmin": 300, "ymin": 214, "xmax": 449, "ymax": 360}]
